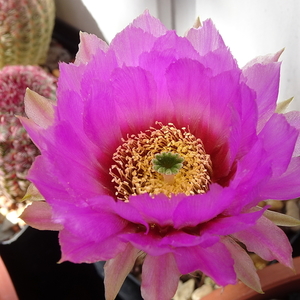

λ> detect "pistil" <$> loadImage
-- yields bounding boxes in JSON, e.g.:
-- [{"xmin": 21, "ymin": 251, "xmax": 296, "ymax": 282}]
[{"xmin": 152, "ymin": 152, "xmax": 184, "ymax": 184}]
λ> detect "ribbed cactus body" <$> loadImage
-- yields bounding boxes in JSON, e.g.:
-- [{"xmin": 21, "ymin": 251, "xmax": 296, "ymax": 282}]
[
  {"xmin": 0, "ymin": 0, "xmax": 55, "ymax": 68},
  {"xmin": 0, "ymin": 65, "xmax": 56, "ymax": 201}
]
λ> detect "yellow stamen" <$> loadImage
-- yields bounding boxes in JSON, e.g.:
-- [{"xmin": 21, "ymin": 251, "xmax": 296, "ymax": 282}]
[{"xmin": 109, "ymin": 122, "xmax": 212, "ymax": 201}]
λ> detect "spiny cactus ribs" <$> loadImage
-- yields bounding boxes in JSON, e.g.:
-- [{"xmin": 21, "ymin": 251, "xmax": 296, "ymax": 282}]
[
  {"xmin": 0, "ymin": 0, "xmax": 55, "ymax": 67},
  {"xmin": 0, "ymin": 65, "xmax": 56, "ymax": 202}
]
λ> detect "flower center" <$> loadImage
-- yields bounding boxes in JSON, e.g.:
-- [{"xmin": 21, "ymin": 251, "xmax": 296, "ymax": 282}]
[{"xmin": 109, "ymin": 122, "xmax": 212, "ymax": 201}]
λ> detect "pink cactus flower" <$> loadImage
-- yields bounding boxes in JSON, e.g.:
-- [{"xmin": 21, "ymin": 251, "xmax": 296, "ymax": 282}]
[{"xmin": 20, "ymin": 12, "xmax": 300, "ymax": 300}]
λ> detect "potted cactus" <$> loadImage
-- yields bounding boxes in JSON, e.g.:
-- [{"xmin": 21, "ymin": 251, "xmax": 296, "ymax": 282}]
[
  {"xmin": 0, "ymin": 65, "xmax": 56, "ymax": 204},
  {"xmin": 0, "ymin": 0, "xmax": 55, "ymax": 68}
]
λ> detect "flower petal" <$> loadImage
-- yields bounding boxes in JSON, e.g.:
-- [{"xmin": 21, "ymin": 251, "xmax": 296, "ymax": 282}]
[
  {"xmin": 284, "ymin": 110, "xmax": 300, "ymax": 156},
  {"xmin": 104, "ymin": 244, "xmax": 140, "ymax": 300},
  {"xmin": 242, "ymin": 49, "xmax": 283, "ymax": 69},
  {"xmin": 152, "ymin": 30, "xmax": 200, "ymax": 61},
  {"xmin": 20, "ymin": 202, "xmax": 63, "ymax": 231},
  {"xmin": 173, "ymin": 185, "xmax": 234, "ymax": 228},
  {"xmin": 233, "ymin": 216, "xmax": 293, "ymax": 268},
  {"xmin": 59, "ymin": 229, "xmax": 127, "ymax": 263},
  {"xmin": 202, "ymin": 209, "xmax": 265, "ymax": 236},
  {"xmin": 165, "ymin": 58, "xmax": 246, "ymax": 180},
  {"xmin": 58, "ymin": 62, "xmax": 86, "ymax": 94},
  {"xmin": 259, "ymin": 156, "xmax": 300, "ymax": 200},
  {"xmin": 75, "ymin": 32, "xmax": 109, "ymax": 65},
  {"xmin": 27, "ymin": 125, "xmax": 108, "ymax": 202},
  {"xmin": 186, "ymin": 19, "xmax": 226, "ymax": 56},
  {"xmin": 24, "ymin": 89, "xmax": 56, "ymax": 128},
  {"xmin": 141, "ymin": 253, "xmax": 181, "ymax": 300},
  {"xmin": 83, "ymin": 79, "xmax": 122, "ymax": 157},
  {"xmin": 276, "ymin": 97, "xmax": 293, "ymax": 114},
  {"xmin": 55, "ymin": 197, "xmax": 129, "ymax": 262},
  {"xmin": 120, "ymin": 231, "xmax": 171, "ymax": 256},
  {"xmin": 258, "ymin": 113, "xmax": 298, "ymax": 176},
  {"xmin": 242, "ymin": 60, "xmax": 281, "ymax": 131},
  {"xmin": 222, "ymin": 237, "xmax": 262, "ymax": 293},
  {"xmin": 263, "ymin": 209, "xmax": 300, "ymax": 227},
  {"xmin": 110, "ymin": 26, "xmax": 156, "ymax": 66},
  {"xmin": 52, "ymin": 196, "xmax": 128, "ymax": 240},
  {"xmin": 127, "ymin": 193, "xmax": 183, "ymax": 227},
  {"xmin": 174, "ymin": 242, "xmax": 237, "ymax": 286},
  {"xmin": 112, "ymin": 66, "xmax": 158, "ymax": 133},
  {"xmin": 160, "ymin": 232, "xmax": 218, "ymax": 248},
  {"xmin": 131, "ymin": 10, "xmax": 167, "ymax": 37},
  {"xmin": 22, "ymin": 183, "xmax": 44, "ymax": 202}
]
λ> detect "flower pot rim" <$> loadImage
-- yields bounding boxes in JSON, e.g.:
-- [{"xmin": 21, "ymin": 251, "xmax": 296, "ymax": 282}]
[{"xmin": 202, "ymin": 256, "xmax": 300, "ymax": 300}]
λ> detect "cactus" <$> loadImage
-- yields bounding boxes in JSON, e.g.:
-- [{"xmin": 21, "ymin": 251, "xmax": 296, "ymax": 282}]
[
  {"xmin": 0, "ymin": 65, "xmax": 56, "ymax": 201},
  {"xmin": 0, "ymin": 0, "xmax": 55, "ymax": 68}
]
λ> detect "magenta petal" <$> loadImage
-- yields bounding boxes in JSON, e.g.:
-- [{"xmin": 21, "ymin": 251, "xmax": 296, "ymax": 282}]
[
  {"xmin": 28, "ymin": 124, "xmax": 107, "ymax": 200},
  {"xmin": 141, "ymin": 253, "xmax": 181, "ymax": 300},
  {"xmin": 110, "ymin": 26, "xmax": 156, "ymax": 66},
  {"xmin": 89, "ymin": 197, "xmax": 149, "ymax": 229},
  {"xmin": 166, "ymin": 58, "xmax": 243, "ymax": 180},
  {"xmin": 173, "ymin": 185, "xmax": 234, "ymax": 228},
  {"xmin": 24, "ymin": 89, "xmax": 55, "ymax": 129},
  {"xmin": 27, "ymin": 156, "xmax": 81, "ymax": 203},
  {"xmin": 80, "ymin": 48, "xmax": 118, "ymax": 87},
  {"xmin": 284, "ymin": 111, "xmax": 300, "ymax": 156},
  {"xmin": 54, "ymin": 198, "xmax": 129, "ymax": 262},
  {"xmin": 104, "ymin": 244, "xmax": 140, "ymax": 300},
  {"xmin": 233, "ymin": 216, "xmax": 293, "ymax": 268},
  {"xmin": 52, "ymin": 197, "xmax": 128, "ymax": 240},
  {"xmin": 242, "ymin": 61, "xmax": 281, "ymax": 131},
  {"xmin": 18, "ymin": 117, "xmax": 46, "ymax": 151},
  {"xmin": 20, "ymin": 202, "xmax": 63, "ymax": 231},
  {"xmin": 138, "ymin": 50, "xmax": 175, "ymax": 122},
  {"xmin": 227, "ymin": 139, "xmax": 272, "ymax": 213},
  {"xmin": 160, "ymin": 232, "xmax": 218, "ymax": 248},
  {"xmin": 222, "ymin": 237, "xmax": 262, "ymax": 292},
  {"xmin": 75, "ymin": 32, "xmax": 108, "ymax": 65},
  {"xmin": 59, "ymin": 229, "xmax": 127, "ymax": 263},
  {"xmin": 258, "ymin": 113, "xmax": 297, "ymax": 176},
  {"xmin": 199, "ymin": 47, "xmax": 238, "ymax": 75},
  {"xmin": 131, "ymin": 10, "xmax": 167, "ymax": 37},
  {"xmin": 55, "ymin": 91, "xmax": 85, "ymax": 135},
  {"xmin": 83, "ymin": 80, "xmax": 122, "ymax": 156},
  {"xmin": 259, "ymin": 156, "xmax": 300, "ymax": 200},
  {"xmin": 243, "ymin": 49, "xmax": 283, "ymax": 69},
  {"xmin": 202, "ymin": 209, "xmax": 265, "ymax": 236},
  {"xmin": 120, "ymin": 232, "xmax": 171, "ymax": 256},
  {"xmin": 186, "ymin": 19, "xmax": 226, "ymax": 55},
  {"xmin": 111, "ymin": 66, "xmax": 158, "ymax": 133},
  {"xmin": 166, "ymin": 58, "xmax": 211, "ymax": 131},
  {"xmin": 174, "ymin": 242, "xmax": 237, "ymax": 286},
  {"xmin": 152, "ymin": 31, "xmax": 200, "ymax": 61},
  {"xmin": 126, "ymin": 193, "xmax": 183, "ymax": 227},
  {"xmin": 57, "ymin": 62, "xmax": 86, "ymax": 94}
]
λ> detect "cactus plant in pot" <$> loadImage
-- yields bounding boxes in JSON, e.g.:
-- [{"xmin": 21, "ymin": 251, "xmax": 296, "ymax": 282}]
[{"xmin": 0, "ymin": 0, "xmax": 55, "ymax": 68}]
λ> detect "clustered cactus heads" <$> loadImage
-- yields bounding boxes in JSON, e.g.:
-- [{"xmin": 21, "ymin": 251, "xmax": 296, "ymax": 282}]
[
  {"xmin": 0, "ymin": 65, "xmax": 56, "ymax": 201},
  {"xmin": 0, "ymin": 0, "xmax": 55, "ymax": 68}
]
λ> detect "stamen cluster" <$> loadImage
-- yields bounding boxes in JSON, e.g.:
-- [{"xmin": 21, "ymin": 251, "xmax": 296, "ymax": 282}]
[{"xmin": 110, "ymin": 122, "xmax": 212, "ymax": 201}]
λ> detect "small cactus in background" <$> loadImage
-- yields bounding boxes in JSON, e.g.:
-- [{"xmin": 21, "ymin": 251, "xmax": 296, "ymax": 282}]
[
  {"xmin": 0, "ymin": 0, "xmax": 55, "ymax": 68},
  {"xmin": 0, "ymin": 65, "xmax": 56, "ymax": 202}
]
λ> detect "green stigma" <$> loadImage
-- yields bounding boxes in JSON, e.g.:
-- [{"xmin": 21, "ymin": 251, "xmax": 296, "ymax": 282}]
[{"xmin": 152, "ymin": 152, "xmax": 184, "ymax": 175}]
